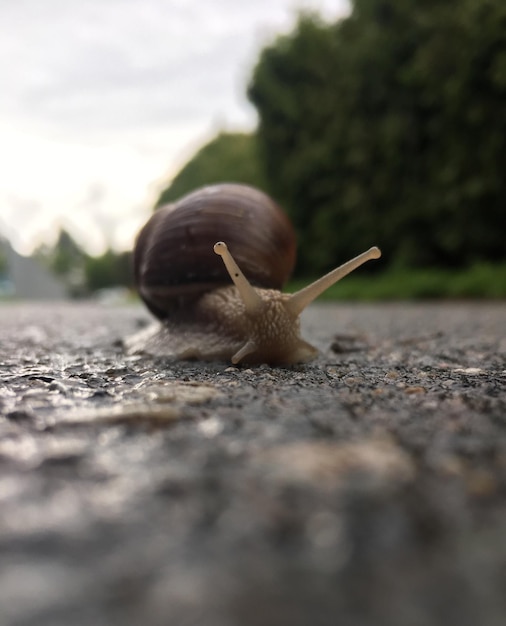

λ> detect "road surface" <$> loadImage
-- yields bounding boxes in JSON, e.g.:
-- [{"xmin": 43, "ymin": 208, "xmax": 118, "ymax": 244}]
[{"xmin": 0, "ymin": 301, "xmax": 505, "ymax": 626}]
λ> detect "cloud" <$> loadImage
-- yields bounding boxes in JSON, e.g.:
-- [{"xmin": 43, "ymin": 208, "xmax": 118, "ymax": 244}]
[
  {"xmin": 0, "ymin": 0, "xmax": 263, "ymax": 133},
  {"xmin": 1, "ymin": 0, "xmax": 346, "ymax": 133},
  {"xmin": 0, "ymin": 0, "xmax": 349, "ymax": 254}
]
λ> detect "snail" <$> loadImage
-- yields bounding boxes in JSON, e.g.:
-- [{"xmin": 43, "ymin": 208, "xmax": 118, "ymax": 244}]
[{"xmin": 127, "ymin": 183, "xmax": 381, "ymax": 365}]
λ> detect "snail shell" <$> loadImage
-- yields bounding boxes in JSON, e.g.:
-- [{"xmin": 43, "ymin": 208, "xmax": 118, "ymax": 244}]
[
  {"xmin": 134, "ymin": 183, "xmax": 296, "ymax": 320},
  {"xmin": 129, "ymin": 183, "xmax": 382, "ymax": 365}
]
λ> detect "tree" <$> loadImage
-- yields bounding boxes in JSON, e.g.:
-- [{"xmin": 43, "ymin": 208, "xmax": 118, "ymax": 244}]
[
  {"xmin": 156, "ymin": 132, "xmax": 266, "ymax": 207},
  {"xmin": 34, "ymin": 231, "xmax": 133, "ymax": 295},
  {"xmin": 0, "ymin": 240, "xmax": 8, "ymax": 277},
  {"xmin": 49, "ymin": 230, "xmax": 87, "ymax": 277},
  {"xmin": 34, "ymin": 229, "xmax": 88, "ymax": 295},
  {"xmin": 248, "ymin": 1, "xmax": 506, "ymax": 273},
  {"xmin": 84, "ymin": 250, "xmax": 132, "ymax": 292}
]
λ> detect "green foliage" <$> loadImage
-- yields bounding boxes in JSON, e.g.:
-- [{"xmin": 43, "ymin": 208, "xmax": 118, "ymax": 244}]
[
  {"xmin": 156, "ymin": 132, "xmax": 267, "ymax": 206},
  {"xmin": 248, "ymin": 1, "xmax": 506, "ymax": 275},
  {"xmin": 33, "ymin": 230, "xmax": 88, "ymax": 295},
  {"xmin": 33, "ymin": 230, "xmax": 133, "ymax": 294},
  {"xmin": 49, "ymin": 230, "xmax": 87, "ymax": 277},
  {"xmin": 0, "ymin": 244, "xmax": 7, "ymax": 276},
  {"xmin": 287, "ymin": 262, "xmax": 506, "ymax": 301},
  {"xmin": 84, "ymin": 251, "xmax": 132, "ymax": 292}
]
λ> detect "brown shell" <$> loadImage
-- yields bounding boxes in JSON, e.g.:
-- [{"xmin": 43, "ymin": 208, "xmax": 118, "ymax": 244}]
[{"xmin": 134, "ymin": 183, "xmax": 297, "ymax": 320}]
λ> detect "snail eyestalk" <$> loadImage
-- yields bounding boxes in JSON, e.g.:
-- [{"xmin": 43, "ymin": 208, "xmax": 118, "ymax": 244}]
[
  {"xmin": 286, "ymin": 247, "xmax": 381, "ymax": 316},
  {"xmin": 231, "ymin": 339, "xmax": 258, "ymax": 364},
  {"xmin": 214, "ymin": 241, "xmax": 263, "ymax": 314}
]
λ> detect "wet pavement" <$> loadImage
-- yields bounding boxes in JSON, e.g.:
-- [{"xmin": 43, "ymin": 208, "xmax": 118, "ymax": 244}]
[{"xmin": 0, "ymin": 301, "xmax": 505, "ymax": 626}]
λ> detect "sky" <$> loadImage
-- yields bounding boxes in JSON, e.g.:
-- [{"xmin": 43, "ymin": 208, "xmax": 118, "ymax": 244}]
[{"xmin": 0, "ymin": 0, "xmax": 348, "ymax": 256}]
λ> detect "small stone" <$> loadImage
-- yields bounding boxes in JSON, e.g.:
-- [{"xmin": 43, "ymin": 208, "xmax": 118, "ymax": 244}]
[
  {"xmin": 330, "ymin": 334, "xmax": 369, "ymax": 354},
  {"xmin": 151, "ymin": 382, "xmax": 221, "ymax": 405},
  {"xmin": 252, "ymin": 438, "xmax": 415, "ymax": 490},
  {"xmin": 467, "ymin": 469, "xmax": 498, "ymax": 497},
  {"xmin": 5, "ymin": 409, "xmax": 35, "ymax": 422},
  {"xmin": 61, "ymin": 403, "xmax": 182, "ymax": 425},
  {"xmin": 343, "ymin": 376, "xmax": 363, "ymax": 386},
  {"xmin": 48, "ymin": 381, "xmax": 68, "ymax": 394},
  {"xmin": 404, "ymin": 386, "xmax": 427, "ymax": 394},
  {"xmin": 197, "ymin": 416, "xmax": 224, "ymax": 438}
]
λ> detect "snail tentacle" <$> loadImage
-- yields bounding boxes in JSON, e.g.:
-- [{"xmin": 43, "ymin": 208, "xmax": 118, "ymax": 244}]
[
  {"xmin": 231, "ymin": 339, "xmax": 258, "ymax": 364},
  {"xmin": 286, "ymin": 246, "xmax": 382, "ymax": 316},
  {"xmin": 213, "ymin": 241, "xmax": 263, "ymax": 314}
]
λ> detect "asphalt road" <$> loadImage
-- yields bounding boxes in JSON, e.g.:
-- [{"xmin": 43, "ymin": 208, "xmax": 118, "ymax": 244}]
[{"xmin": 0, "ymin": 301, "xmax": 505, "ymax": 626}]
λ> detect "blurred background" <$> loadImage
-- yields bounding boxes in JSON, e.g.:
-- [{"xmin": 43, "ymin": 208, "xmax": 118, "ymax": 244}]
[{"xmin": 0, "ymin": 0, "xmax": 505, "ymax": 300}]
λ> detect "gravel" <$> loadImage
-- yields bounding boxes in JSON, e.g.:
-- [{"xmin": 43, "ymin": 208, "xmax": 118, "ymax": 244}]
[{"xmin": 0, "ymin": 300, "xmax": 505, "ymax": 626}]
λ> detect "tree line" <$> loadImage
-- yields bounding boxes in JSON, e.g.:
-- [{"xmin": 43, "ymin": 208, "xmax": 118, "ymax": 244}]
[
  {"xmin": 157, "ymin": 0, "xmax": 506, "ymax": 277},
  {"xmin": 32, "ymin": 231, "xmax": 132, "ymax": 296},
  {"xmin": 29, "ymin": 0, "xmax": 506, "ymax": 293}
]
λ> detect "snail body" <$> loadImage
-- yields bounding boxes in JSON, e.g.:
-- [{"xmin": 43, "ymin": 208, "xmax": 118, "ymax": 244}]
[{"xmin": 129, "ymin": 183, "xmax": 381, "ymax": 365}]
